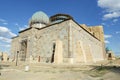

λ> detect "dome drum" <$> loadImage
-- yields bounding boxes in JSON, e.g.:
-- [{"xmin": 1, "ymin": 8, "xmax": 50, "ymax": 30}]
[{"xmin": 50, "ymin": 14, "xmax": 73, "ymax": 23}]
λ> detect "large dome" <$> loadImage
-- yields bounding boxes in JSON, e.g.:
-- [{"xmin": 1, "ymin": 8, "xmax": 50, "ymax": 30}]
[{"xmin": 29, "ymin": 11, "xmax": 49, "ymax": 25}]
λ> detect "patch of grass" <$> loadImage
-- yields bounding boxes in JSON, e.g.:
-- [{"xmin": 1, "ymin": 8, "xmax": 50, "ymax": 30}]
[
  {"xmin": 51, "ymin": 71, "xmax": 56, "ymax": 73},
  {"xmin": 44, "ymin": 70, "xmax": 56, "ymax": 73},
  {"xmin": 88, "ymin": 67, "xmax": 109, "ymax": 77},
  {"xmin": 34, "ymin": 70, "xmax": 42, "ymax": 73},
  {"xmin": 50, "ymin": 78, "xmax": 56, "ymax": 80},
  {"xmin": 44, "ymin": 70, "xmax": 50, "ymax": 72},
  {"xmin": 59, "ymin": 70, "xmax": 65, "ymax": 73},
  {"xmin": 70, "ymin": 69, "xmax": 82, "ymax": 72},
  {"xmin": 68, "ymin": 67, "xmax": 83, "ymax": 72},
  {"xmin": 0, "ymin": 66, "xmax": 2, "ymax": 69}
]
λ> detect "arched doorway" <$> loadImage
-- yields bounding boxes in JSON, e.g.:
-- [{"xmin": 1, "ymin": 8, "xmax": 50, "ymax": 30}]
[
  {"xmin": 20, "ymin": 39, "xmax": 27, "ymax": 61},
  {"xmin": 108, "ymin": 53, "xmax": 112, "ymax": 60},
  {"xmin": 51, "ymin": 43, "xmax": 56, "ymax": 63}
]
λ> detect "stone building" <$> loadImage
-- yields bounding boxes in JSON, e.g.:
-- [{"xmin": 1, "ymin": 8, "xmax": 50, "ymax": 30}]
[
  {"xmin": 106, "ymin": 47, "xmax": 115, "ymax": 60},
  {"xmin": 0, "ymin": 52, "xmax": 9, "ymax": 62},
  {"xmin": 11, "ymin": 11, "xmax": 106, "ymax": 64}
]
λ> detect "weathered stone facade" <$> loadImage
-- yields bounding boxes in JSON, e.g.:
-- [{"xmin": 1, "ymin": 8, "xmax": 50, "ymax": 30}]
[{"xmin": 11, "ymin": 11, "xmax": 106, "ymax": 64}]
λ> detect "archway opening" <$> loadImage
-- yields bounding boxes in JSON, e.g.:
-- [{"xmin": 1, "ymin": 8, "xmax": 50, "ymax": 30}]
[
  {"xmin": 51, "ymin": 43, "xmax": 56, "ymax": 63},
  {"xmin": 108, "ymin": 53, "xmax": 112, "ymax": 60},
  {"xmin": 20, "ymin": 39, "xmax": 27, "ymax": 61}
]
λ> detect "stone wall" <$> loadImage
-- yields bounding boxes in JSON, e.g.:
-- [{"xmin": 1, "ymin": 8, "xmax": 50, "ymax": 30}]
[
  {"xmin": 19, "ymin": 28, "xmax": 33, "ymax": 59},
  {"xmin": 11, "ymin": 37, "xmax": 19, "ymax": 61},
  {"xmin": 32, "ymin": 21, "xmax": 70, "ymax": 63},
  {"xmin": 69, "ymin": 20, "xmax": 105, "ymax": 63},
  {"xmin": 11, "ymin": 19, "xmax": 106, "ymax": 64}
]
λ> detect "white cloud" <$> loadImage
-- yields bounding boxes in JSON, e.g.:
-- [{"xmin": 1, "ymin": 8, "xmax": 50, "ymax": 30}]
[
  {"xmin": 19, "ymin": 25, "xmax": 29, "ymax": 31},
  {"xmin": 0, "ymin": 37, "xmax": 11, "ymax": 43},
  {"xmin": 101, "ymin": 23, "xmax": 110, "ymax": 27},
  {"xmin": 101, "ymin": 23, "xmax": 105, "ymax": 26},
  {"xmin": 15, "ymin": 23, "xmax": 19, "ymax": 26},
  {"xmin": 0, "ymin": 18, "xmax": 8, "ymax": 25},
  {"xmin": 0, "ymin": 44, "xmax": 10, "ymax": 48},
  {"xmin": 104, "ymin": 34, "xmax": 112, "ymax": 44},
  {"xmin": 116, "ymin": 31, "xmax": 120, "ymax": 34},
  {"xmin": 0, "ymin": 26, "xmax": 17, "ymax": 37},
  {"xmin": 98, "ymin": 0, "xmax": 120, "ymax": 20},
  {"xmin": 0, "ymin": 26, "xmax": 16, "ymax": 52},
  {"xmin": 105, "ymin": 40, "xmax": 110, "ymax": 44},
  {"xmin": 104, "ymin": 34, "xmax": 112, "ymax": 39},
  {"xmin": 113, "ymin": 19, "xmax": 118, "ymax": 23},
  {"xmin": 5, "ymin": 45, "xmax": 10, "ymax": 48},
  {"xmin": 3, "ymin": 22, "xmax": 8, "ymax": 25},
  {"xmin": 0, "ymin": 19, "xmax": 6, "ymax": 22},
  {"xmin": 103, "ymin": 12, "xmax": 120, "ymax": 20},
  {"xmin": 14, "ymin": 23, "xmax": 28, "ymax": 31}
]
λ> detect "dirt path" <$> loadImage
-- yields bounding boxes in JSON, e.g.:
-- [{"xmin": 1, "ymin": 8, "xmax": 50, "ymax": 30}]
[
  {"xmin": 0, "ymin": 67, "xmax": 120, "ymax": 80},
  {"xmin": 0, "ymin": 62, "xmax": 120, "ymax": 80}
]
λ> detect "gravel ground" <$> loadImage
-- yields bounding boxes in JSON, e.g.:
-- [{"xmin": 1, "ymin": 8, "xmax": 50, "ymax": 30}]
[{"xmin": 0, "ymin": 61, "xmax": 120, "ymax": 80}]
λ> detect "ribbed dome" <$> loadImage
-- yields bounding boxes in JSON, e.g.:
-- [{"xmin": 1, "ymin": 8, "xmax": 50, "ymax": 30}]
[
  {"xmin": 29, "ymin": 11, "xmax": 49, "ymax": 25},
  {"xmin": 106, "ymin": 47, "xmax": 112, "ymax": 52}
]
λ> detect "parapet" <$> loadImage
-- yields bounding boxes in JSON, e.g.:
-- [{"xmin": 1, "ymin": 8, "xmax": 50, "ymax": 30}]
[{"xmin": 80, "ymin": 24, "xmax": 104, "ymax": 42}]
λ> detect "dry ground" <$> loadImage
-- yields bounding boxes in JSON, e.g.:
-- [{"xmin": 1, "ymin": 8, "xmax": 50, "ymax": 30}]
[{"xmin": 0, "ymin": 60, "xmax": 120, "ymax": 80}]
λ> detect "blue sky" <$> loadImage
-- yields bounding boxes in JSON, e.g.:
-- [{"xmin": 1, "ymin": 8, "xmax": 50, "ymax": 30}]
[{"xmin": 0, "ymin": 0, "xmax": 120, "ymax": 55}]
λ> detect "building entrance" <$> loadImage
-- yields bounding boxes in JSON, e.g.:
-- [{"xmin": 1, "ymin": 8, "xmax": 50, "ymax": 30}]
[{"xmin": 51, "ymin": 43, "xmax": 56, "ymax": 63}]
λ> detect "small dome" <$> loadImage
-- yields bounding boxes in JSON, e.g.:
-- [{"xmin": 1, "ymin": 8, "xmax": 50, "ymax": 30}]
[
  {"xmin": 106, "ymin": 47, "xmax": 112, "ymax": 52},
  {"xmin": 29, "ymin": 11, "xmax": 49, "ymax": 25}
]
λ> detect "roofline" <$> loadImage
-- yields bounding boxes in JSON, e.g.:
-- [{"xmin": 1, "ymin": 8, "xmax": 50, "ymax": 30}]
[
  {"xmin": 19, "ymin": 27, "xmax": 32, "ymax": 33},
  {"xmin": 18, "ymin": 19, "xmax": 100, "ymax": 41},
  {"xmin": 50, "ymin": 13, "xmax": 73, "ymax": 22},
  {"xmin": 36, "ymin": 19, "xmax": 100, "ymax": 41},
  {"xmin": 50, "ymin": 13, "xmax": 73, "ymax": 19},
  {"xmin": 71, "ymin": 19, "xmax": 100, "ymax": 41},
  {"xmin": 11, "ymin": 36, "xmax": 19, "ymax": 39},
  {"xmin": 35, "ymin": 19, "xmax": 71, "ymax": 30},
  {"xmin": 19, "ymin": 19, "xmax": 71, "ymax": 33}
]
